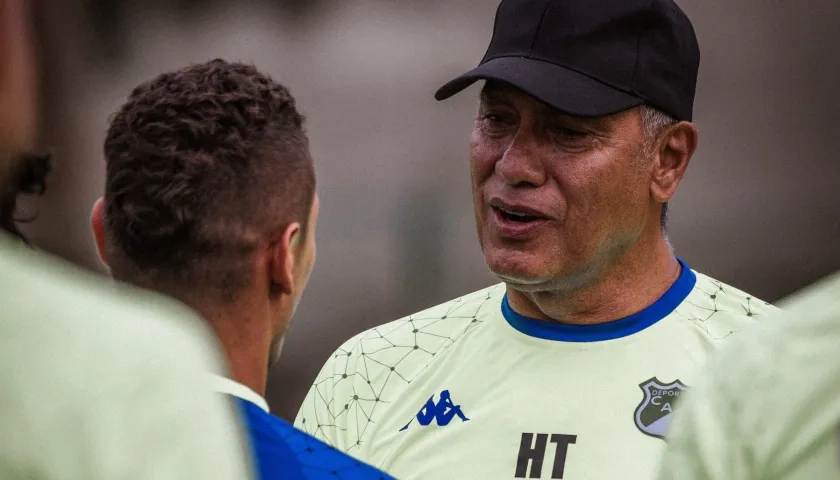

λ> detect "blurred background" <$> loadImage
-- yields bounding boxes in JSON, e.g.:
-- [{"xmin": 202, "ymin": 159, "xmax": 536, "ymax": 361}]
[{"xmin": 22, "ymin": 0, "xmax": 840, "ymax": 420}]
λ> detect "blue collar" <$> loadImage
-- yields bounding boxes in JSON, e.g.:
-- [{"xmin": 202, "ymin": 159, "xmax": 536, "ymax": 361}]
[{"xmin": 501, "ymin": 259, "xmax": 697, "ymax": 342}]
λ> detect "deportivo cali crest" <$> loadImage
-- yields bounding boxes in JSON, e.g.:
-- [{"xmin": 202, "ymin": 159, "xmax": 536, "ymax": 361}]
[{"xmin": 634, "ymin": 377, "xmax": 687, "ymax": 439}]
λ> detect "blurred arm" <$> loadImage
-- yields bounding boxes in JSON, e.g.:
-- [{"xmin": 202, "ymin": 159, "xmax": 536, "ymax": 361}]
[
  {"xmin": 121, "ymin": 333, "xmax": 256, "ymax": 480},
  {"xmin": 657, "ymin": 342, "xmax": 756, "ymax": 480}
]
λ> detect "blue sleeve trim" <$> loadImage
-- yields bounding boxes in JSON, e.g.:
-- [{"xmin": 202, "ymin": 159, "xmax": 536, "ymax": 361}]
[{"xmin": 501, "ymin": 258, "xmax": 697, "ymax": 342}]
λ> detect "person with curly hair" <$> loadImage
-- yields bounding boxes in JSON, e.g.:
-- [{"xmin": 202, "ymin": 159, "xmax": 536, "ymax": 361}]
[{"xmin": 89, "ymin": 58, "xmax": 393, "ymax": 480}]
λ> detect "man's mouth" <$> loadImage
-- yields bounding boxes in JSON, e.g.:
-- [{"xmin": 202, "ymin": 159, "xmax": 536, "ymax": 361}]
[
  {"xmin": 488, "ymin": 199, "xmax": 551, "ymax": 238},
  {"xmin": 493, "ymin": 206, "xmax": 541, "ymax": 223}
]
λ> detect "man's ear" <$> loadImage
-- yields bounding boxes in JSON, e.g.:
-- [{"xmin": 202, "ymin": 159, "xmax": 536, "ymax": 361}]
[
  {"xmin": 268, "ymin": 222, "xmax": 301, "ymax": 296},
  {"xmin": 650, "ymin": 121, "xmax": 698, "ymax": 203},
  {"xmin": 90, "ymin": 197, "xmax": 109, "ymax": 267}
]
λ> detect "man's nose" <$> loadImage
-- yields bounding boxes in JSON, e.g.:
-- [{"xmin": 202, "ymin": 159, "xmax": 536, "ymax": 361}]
[{"xmin": 496, "ymin": 130, "xmax": 547, "ymax": 187}]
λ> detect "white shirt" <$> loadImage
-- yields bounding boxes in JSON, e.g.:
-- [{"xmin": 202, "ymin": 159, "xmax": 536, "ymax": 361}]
[{"xmin": 212, "ymin": 376, "xmax": 271, "ymax": 413}]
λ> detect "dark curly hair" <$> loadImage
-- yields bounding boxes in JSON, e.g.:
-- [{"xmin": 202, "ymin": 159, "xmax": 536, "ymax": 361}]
[{"xmin": 103, "ymin": 59, "xmax": 315, "ymax": 302}]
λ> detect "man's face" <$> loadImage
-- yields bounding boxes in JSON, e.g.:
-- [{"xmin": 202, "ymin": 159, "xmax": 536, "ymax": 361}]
[{"xmin": 470, "ymin": 84, "xmax": 654, "ymax": 292}]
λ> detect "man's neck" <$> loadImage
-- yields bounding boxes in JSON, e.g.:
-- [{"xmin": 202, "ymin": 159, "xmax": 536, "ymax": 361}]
[
  {"xmin": 200, "ymin": 305, "xmax": 272, "ymax": 398},
  {"xmin": 506, "ymin": 235, "xmax": 680, "ymax": 326}
]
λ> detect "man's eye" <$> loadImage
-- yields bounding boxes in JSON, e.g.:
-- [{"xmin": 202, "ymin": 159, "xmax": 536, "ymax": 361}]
[
  {"xmin": 482, "ymin": 113, "xmax": 508, "ymax": 125},
  {"xmin": 478, "ymin": 112, "xmax": 514, "ymax": 137},
  {"xmin": 549, "ymin": 126, "xmax": 588, "ymax": 140}
]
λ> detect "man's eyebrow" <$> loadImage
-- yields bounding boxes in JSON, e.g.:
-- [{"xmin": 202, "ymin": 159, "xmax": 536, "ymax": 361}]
[
  {"xmin": 479, "ymin": 84, "xmax": 512, "ymax": 106},
  {"xmin": 478, "ymin": 84, "xmax": 618, "ymax": 132}
]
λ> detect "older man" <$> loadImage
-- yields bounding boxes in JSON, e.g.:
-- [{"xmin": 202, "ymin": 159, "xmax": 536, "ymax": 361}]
[{"xmin": 296, "ymin": 0, "xmax": 777, "ymax": 478}]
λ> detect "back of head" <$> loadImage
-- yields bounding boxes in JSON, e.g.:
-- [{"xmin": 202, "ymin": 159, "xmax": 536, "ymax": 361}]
[{"xmin": 103, "ymin": 59, "xmax": 315, "ymax": 304}]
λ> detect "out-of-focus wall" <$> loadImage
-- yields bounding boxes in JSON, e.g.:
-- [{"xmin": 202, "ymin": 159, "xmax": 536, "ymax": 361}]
[{"xmin": 26, "ymin": 0, "xmax": 840, "ymax": 420}]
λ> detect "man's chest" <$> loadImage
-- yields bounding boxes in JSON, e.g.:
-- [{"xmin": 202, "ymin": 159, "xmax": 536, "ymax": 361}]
[{"xmin": 354, "ymin": 344, "xmax": 705, "ymax": 479}]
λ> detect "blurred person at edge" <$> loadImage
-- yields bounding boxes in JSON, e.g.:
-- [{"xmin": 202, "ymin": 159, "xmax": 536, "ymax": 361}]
[
  {"xmin": 89, "ymin": 59, "xmax": 393, "ymax": 480},
  {"xmin": 0, "ymin": 1, "xmax": 254, "ymax": 479},
  {"xmin": 658, "ymin": 269, "xmax": 840, "ymax": 480},
  {"xmin": 296, "ymin": 0, "xmax": 779, "ymax": 478}
]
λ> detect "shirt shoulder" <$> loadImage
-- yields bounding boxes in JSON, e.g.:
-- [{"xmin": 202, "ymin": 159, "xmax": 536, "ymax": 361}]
[
  {"xmin": 295, "ymin": 284, "xmax": 504, "ymax": 448},
  {"xmin": 0, "ymin": 239, "xmax": 223, "ymax": 373},
  {"xmin": 239, "ymin": 400, "xmax": 393, "ymax": 480},
  {"xmin": 670, "ymin": 269, "xmax": 779, "ymax": 343},
  {"xmin": 0, "ymin": 238, "xmax": 223, "ymax": 391},
  {"xmin": 336, "ymin": 282, "xmax": 504, "ymax": 375},
  {"xmin": 0, "ymin": 240, "xmax": 250, "ymax": 479}
]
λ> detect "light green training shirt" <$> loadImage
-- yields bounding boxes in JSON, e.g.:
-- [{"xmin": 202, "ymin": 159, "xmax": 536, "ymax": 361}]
[
  {"xmin": 296, "ymin": 260, "xmax": 776, "ymax": 479},
  {"xmin": 0, "ymin": 233, "xmax": 253, "ymax": 479},
  {"xmin": 659, "ymin": 271, "xmax": 840, "ymax": 480}
]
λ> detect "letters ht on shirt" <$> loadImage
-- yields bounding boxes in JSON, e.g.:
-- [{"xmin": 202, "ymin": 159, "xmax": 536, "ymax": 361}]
[{"xmin": 515, "ymin": 433, "xmax": 577, "ymax": 479}]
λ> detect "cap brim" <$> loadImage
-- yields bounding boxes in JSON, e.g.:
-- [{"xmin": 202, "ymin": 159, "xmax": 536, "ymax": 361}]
[{"xmin": 434, "ymin": 56, "xmax": 643, "ymax": 117}]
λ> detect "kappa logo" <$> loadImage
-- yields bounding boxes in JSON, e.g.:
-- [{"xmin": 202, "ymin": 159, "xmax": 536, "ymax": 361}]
[
  {"xmin": 399, "ymin": 390, "xmax": 469, "ymax": 431},
  {"xmin": 634, "ymin": 377, "xmax": 688, "ymax": 439}
]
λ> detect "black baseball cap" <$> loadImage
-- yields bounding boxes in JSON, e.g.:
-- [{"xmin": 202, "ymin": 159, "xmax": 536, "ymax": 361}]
[{"xmin": 435, "ymin": 0, "xmax": 700, "ymax": 121}]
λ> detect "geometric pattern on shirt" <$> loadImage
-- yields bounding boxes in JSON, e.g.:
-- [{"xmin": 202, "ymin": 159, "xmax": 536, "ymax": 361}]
[
  {"xmin": 299, "ymin": 273, "xmax": 775, "ymax": 453},
  {"xmin": 299, "ymin": 285, "xmax": 501, "ymax": 451},
  {"xmin": 676, "ymin": 276, "xmax": 771, "ymax": 340}
]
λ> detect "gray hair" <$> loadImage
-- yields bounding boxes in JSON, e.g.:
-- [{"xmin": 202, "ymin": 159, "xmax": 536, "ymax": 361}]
[
  {"xmin": 640, "ymin": 105, "xmax": 678, "ymax": 155},
  {"xmin": 638, "ymin": 105, "xmax": 678, "ymax": 229}
]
